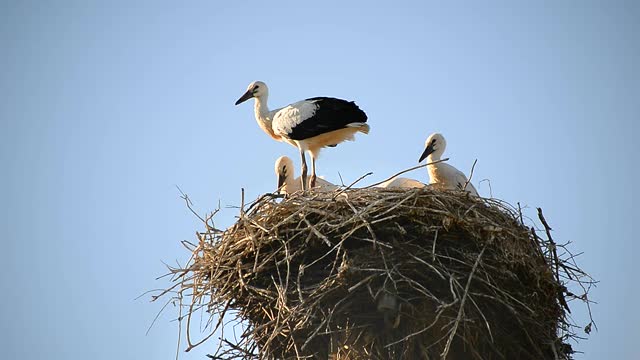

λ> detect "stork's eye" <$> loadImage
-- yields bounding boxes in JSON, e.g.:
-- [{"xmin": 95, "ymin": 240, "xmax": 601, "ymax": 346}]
[{"xmin": 431, "ymin": 139, "xmax": 437, "ymax": 145}]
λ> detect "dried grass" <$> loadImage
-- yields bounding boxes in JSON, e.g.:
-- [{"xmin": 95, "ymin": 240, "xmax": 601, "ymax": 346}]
[{"xmin": 154, "ymin": 187, "xmax": 593, "ymax": 359}]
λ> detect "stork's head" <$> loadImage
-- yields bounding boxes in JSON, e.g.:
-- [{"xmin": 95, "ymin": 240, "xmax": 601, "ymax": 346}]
[
  {"xmin": 275, "ymin": 155, "xmax": 294, "ymax": 193},
  {"xmin": 235, "ymin": 81, "xmax": 268, "ymax": 105},
  {"xmin": 419, "ymin": 133, "xmax": 447, "ymax": 162}
]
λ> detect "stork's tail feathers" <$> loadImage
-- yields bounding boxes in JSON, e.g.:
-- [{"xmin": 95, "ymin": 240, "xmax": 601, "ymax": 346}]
[{"xmin": 348, "ymin": 122, "xmax": 370, "ymax": 134}]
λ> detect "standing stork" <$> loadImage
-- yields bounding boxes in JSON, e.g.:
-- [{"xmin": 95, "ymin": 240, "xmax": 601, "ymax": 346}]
[
  {"xmin": 235, "ymin": 81, "xmax": 369, "ymax": 190},
  {"xmin": 418, "ymin": 133, "xmax": 479, "ymax": 196}
]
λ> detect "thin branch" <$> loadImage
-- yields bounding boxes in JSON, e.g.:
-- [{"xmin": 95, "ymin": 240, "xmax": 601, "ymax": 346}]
[
  {"xmin": 331, "ymin": 172, "xmax": 373, "ymax": 198},
  {"xmin": 364, "ymin": 158, "xmax": 450, "ymax": 188},
  {"xmin": 463, "ymin": 159, "xmax": 478, "ymax": 192},
  {"xmin": 441, "ymin": 243, "xmax": 488, "ymax": 359}
]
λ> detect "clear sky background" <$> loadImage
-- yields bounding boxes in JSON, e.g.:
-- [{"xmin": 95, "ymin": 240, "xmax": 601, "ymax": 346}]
[{"xmin": 1, "ymin": 1, "xmax": 638, "ymax": 359}]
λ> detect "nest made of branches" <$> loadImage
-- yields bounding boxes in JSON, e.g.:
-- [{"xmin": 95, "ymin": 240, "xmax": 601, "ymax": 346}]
[{"xmin": 158, "ymin": 187, "xmax": 593, "ymax": 360}]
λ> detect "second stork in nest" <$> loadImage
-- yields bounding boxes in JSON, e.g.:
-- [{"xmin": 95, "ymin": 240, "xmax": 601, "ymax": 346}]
[{"xmin": 235, "ymin": 81, "xmax": 369, "ymax": 190}]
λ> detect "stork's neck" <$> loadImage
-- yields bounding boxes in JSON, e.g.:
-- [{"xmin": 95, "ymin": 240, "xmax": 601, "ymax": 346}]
[
  {"xmin": 427, "ymin": 153, "xmax": 441, "ymax": 163},
  {"xmin": 254, "ymin": 95, "xmax": 278, "ymax": 139},
  {"xmin": 285, "ymin": 171, "xmax": 296, "ymax": 187}
]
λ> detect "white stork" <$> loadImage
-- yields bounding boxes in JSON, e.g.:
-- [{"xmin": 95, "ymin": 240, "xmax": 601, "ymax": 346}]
[
  {"xmin": 275, "ymin": 156, "xmax": 337, "ymax": 195},
  {"xmin": 418, "ymin": 133, "xmax": 479, "ymax": 196},
  {"xmin": 376, "ymin": 177, "xmax": 426, "ymax": 189},
  {"xmin": 235, "ymin": 81, "xmax": 369, "ymax": 190}
]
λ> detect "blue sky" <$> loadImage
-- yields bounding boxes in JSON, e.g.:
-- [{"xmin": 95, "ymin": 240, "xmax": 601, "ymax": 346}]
[{"xmin": 1, "ymin": 1, "xmax": 638, "ymax": 359}]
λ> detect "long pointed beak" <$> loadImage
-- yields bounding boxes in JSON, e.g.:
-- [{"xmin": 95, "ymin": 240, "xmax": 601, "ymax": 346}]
[
  {"xmin": 418, "ymin": 143, "xmax": 435, "ymax": 163},
  {"xmin": 277, "ymin": 173, "xmax": 286, "ymax": 193},
  {"xmin": 235, "ymin": 89, "xmax": 254, "ymax": 105}
]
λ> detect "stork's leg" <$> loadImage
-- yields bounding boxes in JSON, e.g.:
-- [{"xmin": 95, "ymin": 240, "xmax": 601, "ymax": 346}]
[
  {"xmin": 310, "ymin": 156, "xmax": 317, "ymax": 189},
  {"xmin": 299, "ymin": 149, "xmax": 308, "ymax": 191}
]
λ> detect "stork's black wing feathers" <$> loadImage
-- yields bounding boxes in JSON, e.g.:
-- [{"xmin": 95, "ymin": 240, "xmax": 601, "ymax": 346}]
[{"xmin": 287, "ymin": 97, "xmax": 368, "ymax": 141}]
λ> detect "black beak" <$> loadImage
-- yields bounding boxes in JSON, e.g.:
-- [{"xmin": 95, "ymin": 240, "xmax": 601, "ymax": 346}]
[
  {"xmin": 418, "ymin": 142, "xmax": 436, "ymax": 163},
  {"xmin": 277, "ymin": 173, "xmax": 286, "ymax": 193},
  {"xmin": 235, "ymin": 89, "xmax": 254, "ymax": 105}
]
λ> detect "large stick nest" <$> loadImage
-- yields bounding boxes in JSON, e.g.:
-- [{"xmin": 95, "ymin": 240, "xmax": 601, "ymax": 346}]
[{"xmin": 159, "ymin": 188, "xmax": 593, "ymax": 359}]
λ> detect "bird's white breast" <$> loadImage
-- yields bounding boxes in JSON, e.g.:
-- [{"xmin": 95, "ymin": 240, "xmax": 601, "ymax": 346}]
[
  {"xmin": 428, "ymin": 163, "xmax": 478, "ymax": 195},
  {"xmin": 429, "ymin": 163, "xmax": 465, "ymax": 188}
]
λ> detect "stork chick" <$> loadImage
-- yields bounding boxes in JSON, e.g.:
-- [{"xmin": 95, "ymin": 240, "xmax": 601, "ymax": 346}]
[
  {"xmin": 376, "ymin": 177, "xmax": 426, "ymax": 189},
  {"xmin": 275, "ymin": 156, "xmax": 337, "ymax": 195},
  {"xmin": 418, "ymin": 133, "xmax": 479, "ymax": 196}
]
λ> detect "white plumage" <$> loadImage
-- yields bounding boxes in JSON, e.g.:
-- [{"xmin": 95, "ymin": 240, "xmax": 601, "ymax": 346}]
[
  {"xmin": 275, "ymin": 156, "xmax": 337, "ymax": 195},
  {"xmin": 376, "ymin": 177, "xmax": 426, "ymax": 189},
  {"xmin": 271, "ymin": 100, "xmax": 318, "ymax": 136},
  {"xmin": 418, "ymin": 133, "xmax": 479, "ymax": 196},
  {"xmin": 235, "ymin": 81, "xmax": 369, "ymax": 191}
]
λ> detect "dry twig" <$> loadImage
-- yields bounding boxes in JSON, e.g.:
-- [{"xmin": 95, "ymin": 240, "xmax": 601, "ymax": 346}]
[{"xmin": 152, "ymin": 184, "xmax": 594, "ymax": 359}]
